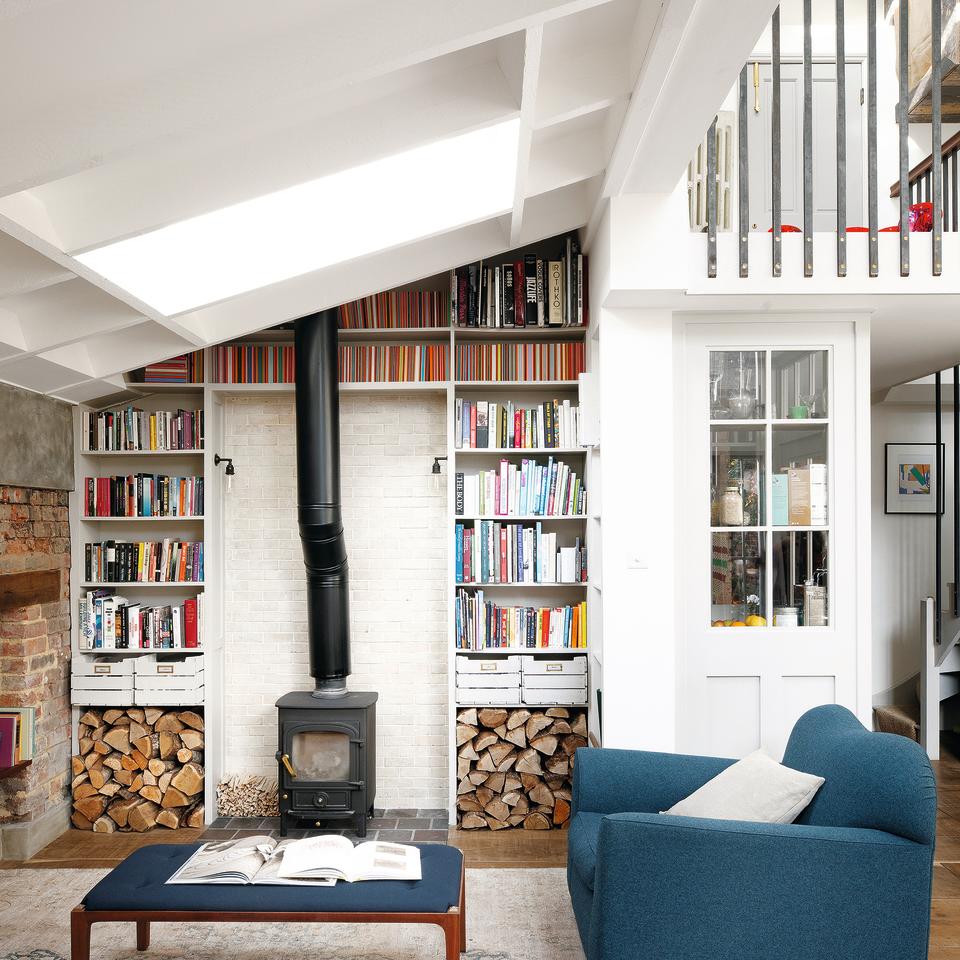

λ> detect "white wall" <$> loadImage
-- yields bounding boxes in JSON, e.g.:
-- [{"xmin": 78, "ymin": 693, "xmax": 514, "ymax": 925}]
[
  {"xmin": 872, "ymin": 398, "xmax": 953, "ymax": 700},
  {"xmin": 221, "ymin": 393, "xmax": 449, "ymax": 808}
]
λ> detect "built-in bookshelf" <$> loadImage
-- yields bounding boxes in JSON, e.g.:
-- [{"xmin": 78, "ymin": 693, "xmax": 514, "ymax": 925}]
[{"xmin": 68, "ymin": 232, "xmax": 599, "ymax": 829}]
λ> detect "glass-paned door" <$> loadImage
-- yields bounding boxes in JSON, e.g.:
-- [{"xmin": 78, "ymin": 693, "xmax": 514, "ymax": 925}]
[{"xmin": 683, "ymin": 321, "xmax": 859, "ymax": 760}]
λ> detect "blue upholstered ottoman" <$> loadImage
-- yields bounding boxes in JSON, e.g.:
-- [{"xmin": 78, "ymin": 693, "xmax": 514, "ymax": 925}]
[{"xmin": 72, "ymin": 842, "xmax": 466, "ymax": 960}]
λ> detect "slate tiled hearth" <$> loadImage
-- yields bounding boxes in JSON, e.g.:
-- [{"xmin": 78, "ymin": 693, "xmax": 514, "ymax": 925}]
[{"xmin": 200, "ymin": 809, "xmax": 449, "ymax": 843}]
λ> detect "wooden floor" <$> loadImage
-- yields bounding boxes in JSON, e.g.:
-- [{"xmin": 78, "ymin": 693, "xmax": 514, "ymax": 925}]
[
  {"xmin": 17, "ymin": 743, "xmax": 960, "ymax": 954},
  {"xmin": 9, "ymin": 822, "xmax": 567, "ymax": 871}
]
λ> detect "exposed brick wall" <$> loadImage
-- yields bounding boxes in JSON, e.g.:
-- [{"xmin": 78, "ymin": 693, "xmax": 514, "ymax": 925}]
[
  {"xmin": 0, "ymin": 486, "xmax": 71, "ymax": 824},
  {"xmin": 222, "ymin": 395, "xmax": 449, "ymax": 808}
]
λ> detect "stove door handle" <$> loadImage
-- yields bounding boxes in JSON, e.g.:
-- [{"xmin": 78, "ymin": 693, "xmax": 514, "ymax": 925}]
[{"xmin": 279, "ymin": 753, "xmax": 297, "ymax": 778}]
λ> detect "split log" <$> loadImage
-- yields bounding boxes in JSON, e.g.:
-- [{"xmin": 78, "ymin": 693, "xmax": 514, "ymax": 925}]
[
  {"xmin": 71, "ymin": 756, "xmax": 85, "ymax": 776},
  {"xmin": 127, "ymin": 800, "xmax": 160, "ymax": 832},
  {"xmin": 179, "ymin": 711, "xmax": 204, "ymax": 730},
  {"xmin": 523, "ymin": 812, "xmax": 551, "ymax": 830},
  {"xmin": 506, "ymin": 709, "xmax": 531, "ymax": 730},
  {"xmin": 515, "ymin": 749, "xmax": 543, "ymax": 776},
  {"xmin": 546, "ymin": 707, "xmax": 570, "ymax": 718},
  {"xmin": 179, "ymin": 729, "xmax": 204, "ymax": 751},
  {"xmin": 484, "ymin": 799, "xmax": 510, "ymax": 822},
  {"xmin": 457, "ymin": 795, "xmax": 483, "ymax": 812},
  {"xmin": 143, "ymin": 707, "xmax": 164, "ymax": 725},
  {"xmin": 156, "ymin": 809, "xmax": 182, "ymax": 829},
  {"xmin": 460, "ymin": 813, "xmax": 487, "ymax": 829},
  {"xmin": 530, "ymin": 735, "xmax": 558, "ymax": 757},
  {"xmin": 102, "ymin": 709, "xmax": 126, "ymax": 725},
  {"xmin": 456, "ymin": 724, "xmax": 478, "ymax": 747},
  {"xmin": 504, "ymin": 726, "xmax": 527, "ymax": 749},
  {"xmin": 79, "ymin": 710, "xmax": 102, "ymax": 727},
  {"xmin": 456, "ymin": 708, "xmax": 478, "ymax": 726},
  {"xmin": 72, "ymin": 811, "xmax": 93, "ymax": 830},
  {"xmin": 139, "ymin": 785, "xmax": 163, "ymax": 804},
  {"xmin": 126, "ymin": 707, "xmax": 146, "ymax": 723},
  {"xmin": 154, "ymin": 714, "xmax": 184, "ymax": 733},
  {"xmin": 553, "ymin": 798, "xmax": 572, "ymax": 825},
  {"xmin": 92, "ymin": 740, "xmax": 111, "ymax": 755},
  {"xmin": 477, "ymin": 708, "xmax": 508, "ymax": 728},
  {"xmin": 171, "ymin": 762, "xmax": 204, "ymax": 796},
  {"xmin": 92, "ymin": 816, "xmax": 116, "ymax": 833},
  {"xmin": 103, "ymin": 755, "xmax": 123, "ymax": 771},
  {"xmin": 184, "ymin": 804, "xmax": 205, "ymax": 828},
  {"xmin": 74, "ymin": 795, "xmax": 107, "ymax": 821},
  {"xmin": 74, "ymin": 782, "xmax": 98, "ymax": 801},
  {"xmin": 473, "ymin": 731, "xmax": 499, "ymax": 752},
  {"xmin": 457, "ymin": 757, "xmax": 471, "ymax": 780},
  {"xmin": 103, "ymin": 727, "xmax": 130, "ymax": 754},
  {"xmin": 525, "ymin": 714, "xmax": 553, "ymax": 739},
  {"xmin": 458, "ymin": 740, "xmax": 479, "ymax": 761}
]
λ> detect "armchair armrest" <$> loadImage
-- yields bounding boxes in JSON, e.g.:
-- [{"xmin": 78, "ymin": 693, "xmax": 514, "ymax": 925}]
[
  {"xmin": 572, "ymin": 747, "xmax": 734, "ymax": 816},
  {"xmin": 587, "ymin": 812, "xmax": 932, "ymax": 960}
]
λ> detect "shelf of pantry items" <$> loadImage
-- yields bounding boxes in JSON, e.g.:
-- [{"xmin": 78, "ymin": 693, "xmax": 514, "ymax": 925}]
[{"xmin": 80, "ymin": 582, "xmax": 204, "ymax": 588}]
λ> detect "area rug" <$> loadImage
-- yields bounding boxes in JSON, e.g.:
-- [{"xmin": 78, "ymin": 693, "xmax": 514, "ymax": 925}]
[{"xmin": 0, "ymin": 867, "xmax": 583, "ymax": 960}]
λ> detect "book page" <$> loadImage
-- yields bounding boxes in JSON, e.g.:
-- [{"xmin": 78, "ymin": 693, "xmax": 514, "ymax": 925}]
[
  {"xmin": 348, "ymin": 841, "xmax": 422, "ymax": 882},
  {"xmin": 254, "ymin": 840, "xmax": 336, "ymax": 886},
  {"xmin": 166, "ymin": 836, "xmax": 275, "ymax": 884},
  {"xmin": 276, "ymin": 834, "xmax": 355, "ymax": 880}
]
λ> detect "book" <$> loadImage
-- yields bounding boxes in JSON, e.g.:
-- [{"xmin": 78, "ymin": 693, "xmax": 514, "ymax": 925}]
[
  {"xmin": 0, "ymin": 716, "xmax": 17, "ymax": 767},
  {"xmin": 82, "ymin": 406, "xmax": 204, "ymax": 452},
  {"xmin": 454, "ymin": 342, "xmax": 585, "ymax": 382},
  {"xmin": 455, "ymin": 589, "xmax": 587, "ymax": 650},
  {"xmin": 277, "ymin": 835, "xmax": 421, "ymax": 883},
  {"xmin": 339, "ymin": 290, "xmax": 449, "ymax": 329},
  {"xmin": 165, "ymin": 836, "xmax": 332, "ymax": 886},
  {"xmin": 548, "ymin": 262, "xmax": 564, "ymax": 326}
]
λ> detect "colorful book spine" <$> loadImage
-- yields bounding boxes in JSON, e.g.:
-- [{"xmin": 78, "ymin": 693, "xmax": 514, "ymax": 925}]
[
  {"xmin": 82, "ymin": 407, "xmax": 204, "ymax": 452},
  {"xmin": 454, "ymin": 342, "xmax": 585, "ymax": 381},
  {"xmin": 339, "ymin": 289, "xmax": 449, "ymax": 329},
  {"xmin": 455, "ymin": 589, "xmax": 587, "ymax": 650},
  {"xmin": 82, "ymin": 475, "xmax": 204, "ymax": 518}
]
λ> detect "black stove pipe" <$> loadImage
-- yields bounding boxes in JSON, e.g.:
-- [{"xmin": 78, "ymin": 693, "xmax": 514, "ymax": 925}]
[{"xmin": 294, "ymin": 310, "xmax": 350, "ymax": 697}]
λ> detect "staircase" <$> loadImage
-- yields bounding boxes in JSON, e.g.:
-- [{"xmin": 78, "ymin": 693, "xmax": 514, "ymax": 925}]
[{"xmin": 876, "ymin": 367, "xmax": 960, "ymax": 760}]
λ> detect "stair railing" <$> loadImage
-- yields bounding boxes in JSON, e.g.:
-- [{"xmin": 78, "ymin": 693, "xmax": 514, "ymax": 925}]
[{"xmin": 703, "ymin": 0, "xmax": 946, "ymax": 278}]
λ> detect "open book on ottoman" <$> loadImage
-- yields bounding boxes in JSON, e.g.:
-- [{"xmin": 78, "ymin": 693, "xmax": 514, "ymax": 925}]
[{"xmin": 166, "ymin": 835, "xmax": 422, "ymax": 885}]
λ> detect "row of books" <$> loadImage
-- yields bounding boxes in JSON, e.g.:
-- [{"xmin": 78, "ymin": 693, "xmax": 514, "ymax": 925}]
[
  {"xmin": 0, "ymin": 707, "xmax": 35, "ymax": 769},
  {"xmin": 339, "ymin": 290, "xmax": 448, "ymax": 329},
  {"xmin": 455, "ymin": 590, "xmax": 588, "ymax": 649},
  {"xmin": 211, "ymin": 344, "xmax": 450, "ymax": 384},
  {"xmin": 84, "ymin": 540, "xmax": 204, "ymax": 584},
  {"xmin": 81, "ymin": 406, "xmax": 204, "ymax": 452},
  {"xmin": 772, "ymin": 464, "xmax": 827, "ymax": 526},
  {"xmin": 139, "ymin": 351, "xmax": 204, "ymax": 383},
  {"xmin": 455, "ymin": 398, "xmax": 580, "ymax": 449},
  {"xmin": 213, "ymin": 344, "xmax": 295, "ymax": 384},
  {"xmin": 82, "ymin": 475, "xmax": 204, "ymax": 518},
  {"xmin": 455, "ymin": 522, "xmax": 586, "ymax": 584},
  {"xmin": 450, "ymin": 238, "xmax": 587, "ymax": 327},
  {"xmin": 78, "ymin": 591, "xmax": 204, "ymax": 649},
  {"xmin": 455, "ymin": 342, "xmax": 584, "ymax": 382},
  {"xmin": 338, "ymin": 344, "xmax": 448, "ymax": 383},
  {"xmin": 455, "ymin": 459, "xmax": 586, "ymax": 518}
]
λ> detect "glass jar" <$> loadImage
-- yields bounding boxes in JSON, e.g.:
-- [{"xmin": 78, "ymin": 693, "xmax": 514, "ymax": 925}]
[
  {"xmin": 772, "ymin": 606, "xmax": 800, "ymax": 627},
  {"xmin": 721, "ymin": 484, "xmax": 744, "ymax": 526}
]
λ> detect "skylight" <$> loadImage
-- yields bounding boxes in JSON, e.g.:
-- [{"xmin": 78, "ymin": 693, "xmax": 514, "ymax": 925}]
[{"xmin": 76, "ymin": 118, "xmax": 521, "ymax": 316}]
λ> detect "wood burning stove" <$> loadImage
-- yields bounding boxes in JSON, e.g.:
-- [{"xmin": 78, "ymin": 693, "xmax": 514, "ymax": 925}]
[{"xmin": 276, "ymin": 691, "xmax": 377, "ymax": 837}]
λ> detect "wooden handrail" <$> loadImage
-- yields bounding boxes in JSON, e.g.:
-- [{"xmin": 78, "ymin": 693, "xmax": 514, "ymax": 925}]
[{"xmin": 890, "ymin": 128, "xmax": 960, "ymax": 197}]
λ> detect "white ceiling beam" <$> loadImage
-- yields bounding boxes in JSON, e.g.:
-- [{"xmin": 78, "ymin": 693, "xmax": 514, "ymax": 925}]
[
  {"xmin": 0, "ymin": 231, "xmax": 72, "ymax": 299},
  {"xmin": 0, "ymin": 214, "xmax": 208, "ymax": 347},
  {"xmin": 509, "ymin": 26, "xmax": 544, "ymax": 245},
  {"xmin": 2, "ymin": 58, "xmax": 519, "ymax": 255},
  {"xmin": 0, "ymin": 0, "xmax": 617, "ymax": 197},
  {"xmin": 584, "ymin": 0, "xmax": 777, "ymax": 245}
]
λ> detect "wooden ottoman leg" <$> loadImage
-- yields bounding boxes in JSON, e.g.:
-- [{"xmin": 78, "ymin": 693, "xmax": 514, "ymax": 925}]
[
  {"xmin": 71, "ymin": 907, "xmax": 91, "ymax": 960},
  {"xmin": 441, "ymin": 915, "xmax": 460, "ymax": 960},
  {"xmin": 459, "ymin": 862, "xmax": 466, "ymax": 951},
  {"xmin": 136, "ymin": 919, "xmax": 151, "ymax": 950}
]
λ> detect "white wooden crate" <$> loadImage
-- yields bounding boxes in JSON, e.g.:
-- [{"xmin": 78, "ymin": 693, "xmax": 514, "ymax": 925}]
[
  {"xmin": 522, "ymin": 688, "xmax": 588, "ymax": 706},
  {"xmin": 522, "ymin": 656, "xmax": 587, "ymax": 676},
  {"xmin": 456, "ymin": 688, "xmax": 521, "ymax": 707},
  {"xmin": 522, "ymin": 673, "xmax": 587, "ymax": 691},
  {"xmin": 455, "ymin": 672, "xmax": 520, "ymax": 690},
  {"xmin": 135, "ymin": 654, "xmax": 204, "ymax": 678},
  {"xmin": 455, "ymin": 655, "xmax": 522, "ymax": 674}
]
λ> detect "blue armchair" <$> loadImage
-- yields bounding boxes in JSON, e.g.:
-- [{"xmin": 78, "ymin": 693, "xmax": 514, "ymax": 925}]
[{"xmin": 568, "ymin": 705, "xmax": 937, "ymax": 960}]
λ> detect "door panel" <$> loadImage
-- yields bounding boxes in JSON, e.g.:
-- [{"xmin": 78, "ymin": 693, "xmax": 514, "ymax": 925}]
[
  {"xmin": 681, "ymin": 321, "xmax": 857, "ymax": 760},
  {"xmin": 748, "ymin": 62, "xmax": 864, "ymax": 232}
]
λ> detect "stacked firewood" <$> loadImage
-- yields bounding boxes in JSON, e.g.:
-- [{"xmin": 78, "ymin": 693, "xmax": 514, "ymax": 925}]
[
  {"xmin": 71, "ymin": 707, "xmax": 205, "ymax": 832},
  {"xmin": 456, "ymin": 706, "xmax": 587, "ymax": 830}
]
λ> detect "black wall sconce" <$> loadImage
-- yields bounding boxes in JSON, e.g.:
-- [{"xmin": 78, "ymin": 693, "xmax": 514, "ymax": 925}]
[
  {"xmin": 431, "ymin": 455, "xmax": 447, "ymax": 493},
  {"xmin": 214, "ymin": 453, "xmax": 236, "ymax": 492}
]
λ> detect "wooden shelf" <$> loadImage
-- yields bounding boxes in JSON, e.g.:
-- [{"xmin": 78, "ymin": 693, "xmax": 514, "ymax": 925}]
[
  {"xmin": 456, "ymin": 515, "xmax": 587, "ymax": 522},
  {"xmin": 80, "ymin": 582, "xmax": 204, "ymax": 588},
  {"xmin": 455, "ymin": 582, "xmax": 587, "ymax": 589},
  {"xmin": 0, "ymin": 759, "xmax": 31, "ymax": 780},
  {"xmin": 454, "ymin": 448, "xmax": 586, "ymax": 456},
  {"xmin": 74, "ymin": 647, "xmax": 204, "ymax": 656},
  {"xmin": 81, "ymin": 516, "xmax": 205, "ymax": 522},
  {"xmin": 80, "ymin": 449, "xmax": 204, "ymax": 457}
]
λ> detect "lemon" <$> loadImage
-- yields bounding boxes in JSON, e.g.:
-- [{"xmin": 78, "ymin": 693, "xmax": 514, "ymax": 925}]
[
  {"xmin": 730, "ymin": 620, "xmax": 747, "ymax": 627},
  {"xmin": 711, "ymin": 620, "xmax": 725, "ymax": 627},
  {"xmin": 745, "ymin": 615, "xmax": 767, "ymax": 627}
]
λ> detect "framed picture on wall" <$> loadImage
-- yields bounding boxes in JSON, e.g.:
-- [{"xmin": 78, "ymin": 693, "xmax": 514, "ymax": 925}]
[{"xmin": 885, "ymin": 442, "xmax": 944, "ymax": 515}]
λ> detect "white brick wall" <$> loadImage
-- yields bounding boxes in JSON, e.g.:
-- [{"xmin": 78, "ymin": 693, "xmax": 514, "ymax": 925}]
[{"xmin": 222, "ymin": 394, "xmax": 449, "ymax": 808}]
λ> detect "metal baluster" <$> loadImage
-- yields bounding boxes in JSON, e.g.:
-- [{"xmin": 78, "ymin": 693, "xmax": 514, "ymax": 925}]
[
  {"xmin": 803, "ymin": 0, "xmax": 814, "ymax": 276},
  {"xmin": 933, "ymin": 0, "xmax": 943, "ymax": 273},
  {"xmin": 944, "ymin": 157, "xmax": 951, "ymax": 232},
  {"xmin": 707, "ymin": 116, "xmax": 718, "ymax": 278},
  {"xmin": 739, "ymin": 65, "xmax": 749, "ymax": 277},
  {"xmin": 836, "ymin": 0, "xmax": 847, "ymax": 276},
  {"xmin": 952, "ymin": 151, "xmax": 958, "ymax": 231},
  {"xmin": 868, "ymin": 0, "xmax": 878, "ymax": 274},
  {"xmin": 937, "ymin": 369, "xmax": 943, "ymax": 643},
  {"xmin": 899, "ymin": 0, "xmax": 910, "ymax": 275},
  {"xmin": 772, "ymin": 6, "xmax": 782, "ymax": 277},
  {"xmin": 954, "ymin": 365, "xmax": 959, "ymax": 615}
]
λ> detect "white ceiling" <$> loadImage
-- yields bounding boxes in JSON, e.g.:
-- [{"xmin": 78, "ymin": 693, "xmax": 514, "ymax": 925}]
[{"xmin": 0, "ymin": 0, "xmax": 782, "ymax": 403}]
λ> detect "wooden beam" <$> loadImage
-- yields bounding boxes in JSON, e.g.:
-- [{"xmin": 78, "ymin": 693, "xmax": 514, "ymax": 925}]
[
  {"xmin": 0, "ymin": 569, "xmax": 61, "ymax": 611},
  {"xmin": 510, "ymin": 26, "xmax": 544, "ymax": 245}
]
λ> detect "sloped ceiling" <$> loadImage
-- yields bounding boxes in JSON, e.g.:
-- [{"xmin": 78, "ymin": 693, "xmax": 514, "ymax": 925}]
[{"xmin": 0, "ymin": 0, "xmax": 778, "ymax": 403}]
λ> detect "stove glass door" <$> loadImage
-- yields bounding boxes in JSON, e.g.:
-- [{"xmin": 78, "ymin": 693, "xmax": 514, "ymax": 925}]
[{"xmin": 289, "ymin": 730, "xmax": 352, "ymax": 782}]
